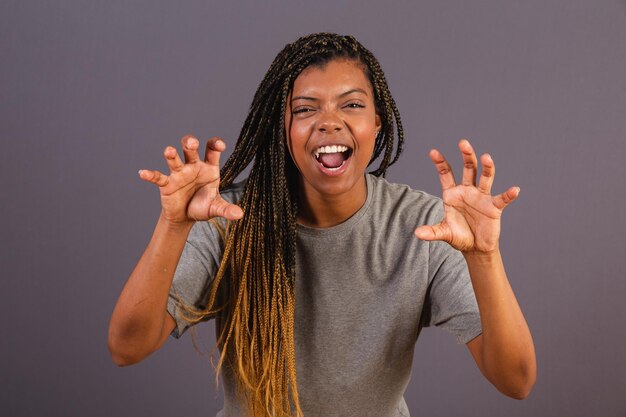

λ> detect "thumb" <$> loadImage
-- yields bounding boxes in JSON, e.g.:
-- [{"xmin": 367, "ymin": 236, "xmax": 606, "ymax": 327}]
[
  {"xmin": 224, "ymin": 204, "xmax": 244, "ymax": 220},
  {"xmin": 414, "ymin": 223, "xmax": 452, "ymax": 243},
  {"xmin": 209, "ymin": 196, "xmax": 244, "ymax": 221}
]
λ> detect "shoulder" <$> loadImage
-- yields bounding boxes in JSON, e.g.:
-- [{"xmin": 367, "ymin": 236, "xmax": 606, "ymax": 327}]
[{"xmin": 367, "ymin": 174, "xmax": 444, "ymax": 225}]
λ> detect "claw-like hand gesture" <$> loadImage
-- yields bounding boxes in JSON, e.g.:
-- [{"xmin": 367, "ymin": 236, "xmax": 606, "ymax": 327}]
[
  {"xmin": 138, "ymin": 135, "xmax": 243, "ymax": 225},
  {"xmin": 414, "ymin": 139, "xmax": 519, "ymax": 254}
]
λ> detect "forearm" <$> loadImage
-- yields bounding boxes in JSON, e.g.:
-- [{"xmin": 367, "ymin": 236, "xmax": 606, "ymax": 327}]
[
  {"xmin": 464, "ymin": 248, "xmax": 536, "ymax": 398},
  {"xmin": 108, "ymin": 214, "xmax": 193, "ymax": 363}
]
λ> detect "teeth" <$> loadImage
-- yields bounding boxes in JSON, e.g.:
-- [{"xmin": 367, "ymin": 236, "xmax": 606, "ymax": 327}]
[{"xmin": 314, "ymin": 145, "xmax": 349, "ymax": 158}]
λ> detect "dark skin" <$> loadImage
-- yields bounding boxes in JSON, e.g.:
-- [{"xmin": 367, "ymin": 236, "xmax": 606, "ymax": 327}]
[
  {"xmin": 284, "ymin": 59, "xmax": 381, "ymax": 227},
  {"xmin": 108, "ymin": 136, "xmax": 241, "ymax": 365},
  {"xmin": 285, "ymin": 60, "xmax": 535, "ymax": 398},
  {"xmin": 416, "ymin": 141, "xmax": 536, "ymax": 399},
  {"xmin": 109, "ymin": 58, "xmax": 535, "ymax": 400}
]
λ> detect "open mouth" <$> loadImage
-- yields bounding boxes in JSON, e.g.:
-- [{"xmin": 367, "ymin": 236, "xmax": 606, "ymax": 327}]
[{"xmin": 314, "ymin": 145, "xmax": 353, "ymax": 171}]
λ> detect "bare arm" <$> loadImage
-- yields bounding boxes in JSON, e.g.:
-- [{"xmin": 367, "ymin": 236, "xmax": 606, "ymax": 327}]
[
  {"xmin": 108, "ymin": 136, "xmax": 242, "ymax": 366},
  {"xmin": 464, "ymin": 250, "xmax": 535, "ymax": 399},
  {"xmin": 108, "ymin": 217, "xmax": 191, "ymax": 366},
  {"xmin": 415, "ymin": 139, "xmax": 536, "ymax": 399}
]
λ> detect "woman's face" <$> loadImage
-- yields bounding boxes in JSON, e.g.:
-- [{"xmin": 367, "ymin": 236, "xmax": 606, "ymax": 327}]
[{"xmin": 285, "ymin": 59, "xmax": 381, "ymax": 200}]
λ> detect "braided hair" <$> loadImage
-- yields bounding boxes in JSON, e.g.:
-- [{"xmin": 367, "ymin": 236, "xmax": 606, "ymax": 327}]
[{"xmin": 196, "ymin": 33, "xmax": 404, "ymax": 416}]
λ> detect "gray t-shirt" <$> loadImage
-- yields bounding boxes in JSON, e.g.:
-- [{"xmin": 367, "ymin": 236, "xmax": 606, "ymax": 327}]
[{"xmin": 167, "ymin": 174, "xmax": 482, "ymax": 417}]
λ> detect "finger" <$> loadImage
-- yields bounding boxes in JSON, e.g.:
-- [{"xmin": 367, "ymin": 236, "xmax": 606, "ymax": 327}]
[
  {"xmin": 429, "ymin": 149, "xmax": 456, "ymax": 190},
  {"xmin": 209, "ymin": 197, "xmax": 244, "ymax": 220},
  {"xmin": 492, "ymin": 186, "xmax": 520, "ymax": 210},
  {"xmin": 138, "ymin": 169, "xmax": 169, "ymax": 187},
  {"xmin": 414, "ymin": 223, "xmax": 452, "ymax": 243},
  {"xmin": 181, "ymin": 135, "xmax": 200, "ymax": 164},
  {"xmin": 204, "ymin": 137, "xmax": 226, "ymax": 167},
  {"xmin": 163, "ymin": 146, "xmax": 184, "ymax": 173},
  {"xmin": 459, "ymin": 139, "xmax": 478, "ymax": 186},
  {"xmin": 477, "ymin": 153, "xmax": 495, "ymax": 194}
]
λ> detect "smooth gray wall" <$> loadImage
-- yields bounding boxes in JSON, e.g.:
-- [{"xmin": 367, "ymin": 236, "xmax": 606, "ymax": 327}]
[{"xmin": 2, "ymin": 1, "xmax": 625, "ymax": 416}]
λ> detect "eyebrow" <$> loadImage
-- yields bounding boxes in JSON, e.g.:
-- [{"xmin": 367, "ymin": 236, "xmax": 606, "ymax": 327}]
[{"xmin": 291, "ymin": 88, "xmax": 369, "ymax": 102}]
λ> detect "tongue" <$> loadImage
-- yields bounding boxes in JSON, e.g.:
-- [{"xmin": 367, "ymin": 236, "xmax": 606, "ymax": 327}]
[{"xmin": 318, "ymin": 152, "xmax": 345, "ymax": 168}]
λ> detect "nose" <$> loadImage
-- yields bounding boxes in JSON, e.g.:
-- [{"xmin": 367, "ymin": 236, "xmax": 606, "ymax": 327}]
[{"xmin": 317, "ymin": 112, "xmax": 343, "ymax": 134}]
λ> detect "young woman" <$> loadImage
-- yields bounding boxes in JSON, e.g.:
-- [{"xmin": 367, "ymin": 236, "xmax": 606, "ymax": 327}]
[{"xmin": 108, "ymin": 33, "xmax": 536, "ymax": 417}]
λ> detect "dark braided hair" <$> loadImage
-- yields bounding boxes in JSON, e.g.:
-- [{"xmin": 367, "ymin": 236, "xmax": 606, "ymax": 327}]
[{"xmin": 196, "ymin": 33, "xmax": 404, "ymax": 416}]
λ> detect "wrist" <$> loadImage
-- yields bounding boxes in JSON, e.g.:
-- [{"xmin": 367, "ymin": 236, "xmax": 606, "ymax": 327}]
[
  {"xmin": 157, "ymin": 212, "xmax": 194, "ymax": 233},
  {"xmin": 463, "ymin": 246, "xmax": 501, "ymax": 265}
]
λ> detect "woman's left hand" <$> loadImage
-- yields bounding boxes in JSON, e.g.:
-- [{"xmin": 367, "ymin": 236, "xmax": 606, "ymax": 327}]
[{"xmin": 414, "ymin": 139, "xmax": 519, "ymax": 254}]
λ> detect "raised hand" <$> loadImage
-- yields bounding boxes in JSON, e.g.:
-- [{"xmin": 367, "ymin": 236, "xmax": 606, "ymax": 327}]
[
  {"xmin": 138, "ymin": 135, "xmax": 243, "ymax": 224},
  {"xmin": 414, "ymin": 139, "xmax": 519, "ymax": 253}
]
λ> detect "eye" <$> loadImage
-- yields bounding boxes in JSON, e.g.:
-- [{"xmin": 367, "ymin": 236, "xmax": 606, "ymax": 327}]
[
  {"xmin": 292, "ymin": 107, "xmax": 315, "ymax": 115},
  {"xmin": 344, "ymin": 102, "xmax": 365, "ymax": 109}
]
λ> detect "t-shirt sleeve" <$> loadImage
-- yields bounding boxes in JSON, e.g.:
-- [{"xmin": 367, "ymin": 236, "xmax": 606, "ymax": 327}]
[
  {"xmin": 421, "ymin": 203, "xmax": 483, "ymax": 344},
  {"xmin": 167, "ymin": 220, "xmax": 225, "ymax": 339}
]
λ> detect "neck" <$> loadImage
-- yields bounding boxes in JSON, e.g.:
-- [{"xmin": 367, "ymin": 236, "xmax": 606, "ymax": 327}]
[{"xmin": 296, "ymin": 175, "xmax": 368, "ymax": 228}]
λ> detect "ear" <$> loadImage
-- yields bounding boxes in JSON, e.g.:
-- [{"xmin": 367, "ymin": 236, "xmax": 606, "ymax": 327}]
[{"xmin": 375, "ymin": 113, "xmax": 382, "ymax": 133}]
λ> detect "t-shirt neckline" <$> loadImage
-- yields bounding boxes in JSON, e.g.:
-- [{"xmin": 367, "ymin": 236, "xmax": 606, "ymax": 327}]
[{"xmin": 296, "ymin": 174, "xmax": 374, "ymax": 236}]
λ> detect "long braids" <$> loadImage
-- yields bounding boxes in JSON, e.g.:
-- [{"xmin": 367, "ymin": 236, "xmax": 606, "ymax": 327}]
[{"xmin": 195, "ymin": 33, "xmax": 404, "ymax": 416}]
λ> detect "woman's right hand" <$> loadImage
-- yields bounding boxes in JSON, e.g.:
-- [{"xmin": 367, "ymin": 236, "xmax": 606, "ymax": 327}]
[{"xmin": 138, "ymin": 135, "xmax": 244, "ymax": 225}]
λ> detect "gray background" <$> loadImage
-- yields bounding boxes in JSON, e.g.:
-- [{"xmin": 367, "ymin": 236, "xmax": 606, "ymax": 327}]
[{"xmin": 1, "ymin": 1, "xmax": 625, "ymax": 416}]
